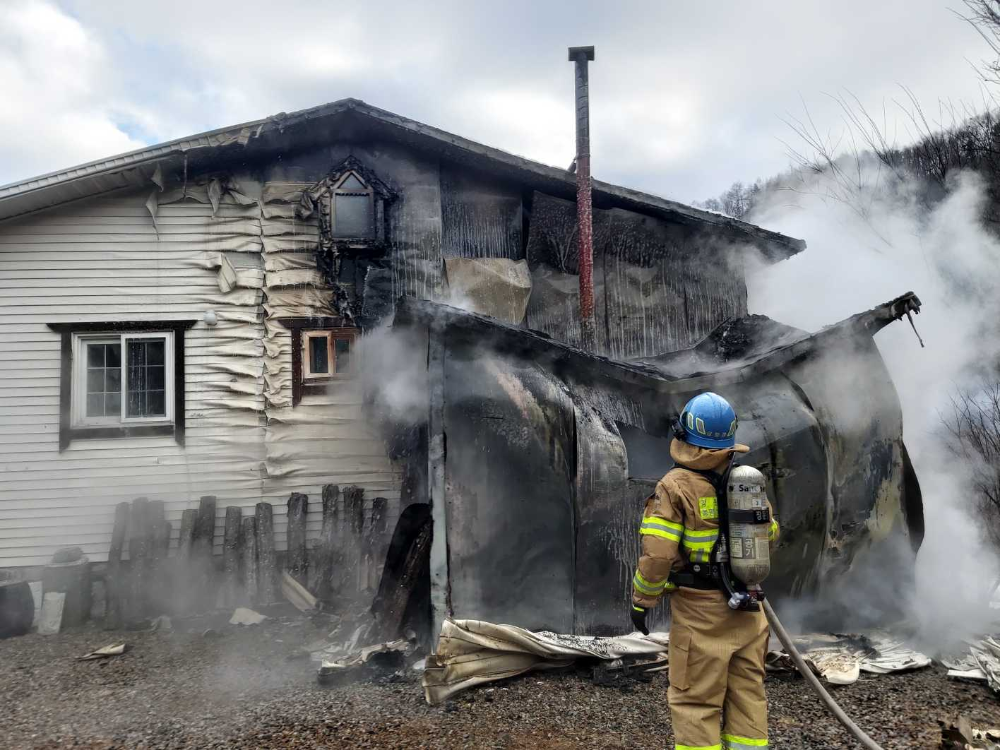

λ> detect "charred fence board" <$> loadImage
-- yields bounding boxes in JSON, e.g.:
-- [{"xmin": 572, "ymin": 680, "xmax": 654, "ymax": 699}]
[
  {"xmin": 242, "ymin": 517, "xmax": 258, "ymax": 606},
  {"xmin": 367, "ymin": 496, "xmax": 389, "ymax": 591},
  {"xmin": 127, "ymin": 497, "xmax": 150, "ymax": 623},
  {"xmin": 193, "ymin": 496, "xmax": 217, "ymax": 610},
  {"xmin": 223, "ymin": 507, "xmax": 243, "ymax": 609},
  {"xmin": 286, "ymin": 493, "xmax": 308, "ymax": 586},
  {"xmin": 342, "ymin": 486, "xmax": 365, "ymax": 596},
  {"xmin": 150, "ymin": 501, "xmax": 170, "ymax": 615},
  {"xmin": 177, "ymin": 509, "xmax": 197, "ymax": 559},
  {"xmin": 104, "ymin": 501, "xmax": 129, "ymax": 628},
  {"xmin": 315, "ymin": 485, "xmax": 339, "ymax": 601},
  {"xmin": 173, "ymin": 508, "xmax": 199, "ymax": 615},
  {"xmin": 255, "ymin": 503, "xmax": 277, "ymax": 605}
]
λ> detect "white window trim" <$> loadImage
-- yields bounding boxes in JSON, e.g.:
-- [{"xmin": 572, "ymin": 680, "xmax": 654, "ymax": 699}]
[
  {"xmin": 302, "ymin": 330, "xmax": 335, "ymax": 380},
  {"xmin": 71, "ymin": 331, "xmax": 175, "ymax": 428},
  {"xmin": 301, "ymin": 329, "xmax": 357, "ymax": 381}
]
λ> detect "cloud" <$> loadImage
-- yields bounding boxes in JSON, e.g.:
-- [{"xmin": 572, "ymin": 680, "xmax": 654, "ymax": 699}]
[
  {"xmin": 0, "ymin": 0, "xmax": 991, "ymax": 203},
  {"xmin": 0, "ymin": 1, "xmax": 144, "ymax": 183}
]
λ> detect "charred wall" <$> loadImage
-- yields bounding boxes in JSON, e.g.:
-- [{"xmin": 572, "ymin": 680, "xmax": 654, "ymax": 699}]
[
  {"xmin": 525, "ymin": 192, "xmax": 748, "ymax": 358},
  {"xmin": 399, "ymin": 301, "xmax": 920, "ymax": 634},
  {"xmin": 440, "ymin": 165, "xmax": 523, "ymax": 261}
]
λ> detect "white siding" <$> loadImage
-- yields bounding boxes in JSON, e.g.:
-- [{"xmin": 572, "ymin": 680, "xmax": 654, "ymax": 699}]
[{"xmin": 0, "ymin": 184, "xmax": 400, "ymax": 567}]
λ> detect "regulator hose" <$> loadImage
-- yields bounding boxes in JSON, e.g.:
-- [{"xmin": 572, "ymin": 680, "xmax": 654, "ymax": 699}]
[{"xmin": 763, "ymin": 599, "xmax": 885, "ymax": 750}]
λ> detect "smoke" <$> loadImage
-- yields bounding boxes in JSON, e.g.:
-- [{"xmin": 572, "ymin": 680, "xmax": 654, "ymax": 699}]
[
  {"xmin": 355, "ymin": 322, "xmax": 429, "ymax": 427},
  {"xmin": 745, "ymin": 158, "xmax": 1000, "ymax": 650}
]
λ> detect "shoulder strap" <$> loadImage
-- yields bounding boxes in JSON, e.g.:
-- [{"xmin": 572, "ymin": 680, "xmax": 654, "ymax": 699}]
[{"xmin": 670, "ymin": 462, "xmax": 724, "ymax": 493}]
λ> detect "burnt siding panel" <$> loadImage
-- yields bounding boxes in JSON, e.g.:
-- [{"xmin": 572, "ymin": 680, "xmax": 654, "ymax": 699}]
[
  {"xmin": 572, "ymin": 404, "xmax": 632, "ymax": 634},
  {"xmin": 443, "ymin": 352, "xmax": 575, "ymax": 632},
  {"xmin": 261, "ymin": 140, "xmax": 444, "ymax": 306},
  {"xmin": 256, "ymin": 176, "xmax": 401, "ymax": 555},
  {"xmin": 440, "ymin": 166, "xmax": 523, "ymax": 260},
  {"xmin": 525, "ymin": 192, "xmax": 748, "ymax": 358}
]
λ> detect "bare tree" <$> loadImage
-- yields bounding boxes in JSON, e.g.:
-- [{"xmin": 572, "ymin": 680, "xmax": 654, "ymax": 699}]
[
  {"xmin": 960, "ymin": 1, "xmax": 1000, "ymax": 85},
  {"xmin": 944, "ymin": 381, "xmax": 1000, "ymax": 549}
]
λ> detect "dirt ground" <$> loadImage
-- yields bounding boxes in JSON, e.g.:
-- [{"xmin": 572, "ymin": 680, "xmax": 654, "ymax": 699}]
[{"xmin": 2, "ymin": 616, "xmax": 999, "ymax": 749}]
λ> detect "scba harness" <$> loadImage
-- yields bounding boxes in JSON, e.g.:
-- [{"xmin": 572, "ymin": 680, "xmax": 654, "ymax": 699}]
[{"xmin": 667, "ymin": 457, "xmax": 772, "ymax": 611}]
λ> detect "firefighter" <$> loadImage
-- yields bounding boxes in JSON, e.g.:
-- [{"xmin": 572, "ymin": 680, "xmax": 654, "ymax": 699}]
[{"xmin": 629, "ymin": 392, "xmax": 779, "ymax": 750}]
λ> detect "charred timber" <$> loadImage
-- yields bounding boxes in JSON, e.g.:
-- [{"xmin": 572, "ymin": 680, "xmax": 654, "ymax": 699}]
[
  {"xmin": 242, "ymin": 517, "xmax": 258, "ymax": 606},
  {"xmin": 104, "ymin": 501, "xmax": 129, "ymax": 628},
  {"xmin": 286, "ymin": 493, "xmax": 309, "ymax": 586},
  {"xmin": 316, "ymin": 485, "xmax": 339, "ymax": 601},
  {"xmin": 193, "ymin": 496, "xmax": 217, "ymax": 610},
  {"xmin": 127, "ymin": 497, "xmax": 150, "ymax": 622},
  {"xmin": 255, "ymin": 502, "xmax": 277, "ymax": 605},
  {"xmin": 223, "ymin": 507, "xmax": 243, "ymax": 609}
]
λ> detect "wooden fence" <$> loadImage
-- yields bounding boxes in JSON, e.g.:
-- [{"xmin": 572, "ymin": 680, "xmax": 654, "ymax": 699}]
[{"xmin": 103, "ymin": 485, "xmax": 389, "ymax": 626}]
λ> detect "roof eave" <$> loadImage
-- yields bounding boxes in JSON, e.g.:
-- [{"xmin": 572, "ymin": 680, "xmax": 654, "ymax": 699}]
[{"xmin": 0, "ymin": 98, "xmax": 805, "ymax": 259}]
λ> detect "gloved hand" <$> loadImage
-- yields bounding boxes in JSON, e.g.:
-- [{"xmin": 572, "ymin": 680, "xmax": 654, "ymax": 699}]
[{"xmin": 630, "ymin": 605, "xmax": 649, "ymax": 635}]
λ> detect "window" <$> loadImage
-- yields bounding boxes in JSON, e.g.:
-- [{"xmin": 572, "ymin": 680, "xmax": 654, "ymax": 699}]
[
  {"xmin": 302, "ymin": 329, "xmax": 355, "ymax": 380},
  {"xmin": 48, "ymin": 320, "xmax": 195, "ymax": 450},
  {"xmin": 73, "ymin": 332, "xmax": 173, "ymax": 426},
  {"xmin": 331, "ymin": 171, "xmax": 374, "ymax": 239},
  {"xmin": 276, "ymin": 318, "xmax": 358, "ymax": 406}
]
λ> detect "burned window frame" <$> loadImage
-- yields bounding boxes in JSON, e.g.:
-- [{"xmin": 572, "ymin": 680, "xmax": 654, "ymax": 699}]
[
  {"xmin": 278, "ymin": 317, "xmax": 359, "ymax": 406},
  {"xmin": 297, "ymin": 156, "xmax": 398, "ymax": 288},
  {"xmin": 330, "ymin": 170, "xmax": 376, "ymax": 239},
  {"xmin": 47, "ymin": 320, "xmax": 195, "ymax": 451}
]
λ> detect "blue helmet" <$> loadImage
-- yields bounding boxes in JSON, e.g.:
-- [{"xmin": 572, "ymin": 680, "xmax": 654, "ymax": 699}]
[{"xmin": 679, "ymin": 392, "xmax": 739, "ymax": 449}]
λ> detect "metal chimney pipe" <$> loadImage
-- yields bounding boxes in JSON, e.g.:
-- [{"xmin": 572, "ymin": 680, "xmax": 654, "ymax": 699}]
[{"xmin": 568, "ymin": 45, "xmax": 596, "ymax": 349}]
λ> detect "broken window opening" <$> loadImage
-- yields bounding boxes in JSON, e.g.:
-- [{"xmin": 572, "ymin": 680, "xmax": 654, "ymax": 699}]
[{"xmin": 617, "ymin": 422, "xmax": 673, "ymax": 481}]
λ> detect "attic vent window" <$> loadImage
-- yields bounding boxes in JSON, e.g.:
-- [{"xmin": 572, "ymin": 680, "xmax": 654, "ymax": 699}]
[{"xmin": 332, "ymin": 171, "xmax": 374, "ymax": 239}]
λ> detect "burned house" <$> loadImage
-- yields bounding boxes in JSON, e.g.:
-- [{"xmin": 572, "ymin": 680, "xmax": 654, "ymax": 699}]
[{"xmin": 0, "ymin": 98, "xmax": 920, "ymax": 636}]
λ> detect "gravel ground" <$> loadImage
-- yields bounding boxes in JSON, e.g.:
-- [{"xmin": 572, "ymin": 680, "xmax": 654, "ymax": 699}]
[{"xmin": 2, "ymin": 616, "xmax": 999, "ymax": 749}]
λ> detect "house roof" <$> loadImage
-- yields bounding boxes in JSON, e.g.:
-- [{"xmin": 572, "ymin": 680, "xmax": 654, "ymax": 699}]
[
  {"xmin": 0, "ymin": 98, "xmax": 804, "ymax": 259},
  {"xmin": 395, "ymin": 291, "xmax": 920, "ymax": 393}
]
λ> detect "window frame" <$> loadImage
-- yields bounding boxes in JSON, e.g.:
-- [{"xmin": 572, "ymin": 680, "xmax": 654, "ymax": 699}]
[
  {"xmin": 47, "ymin": 320, "xmax": 195, "ymax": 451},
  {"xmin": 71, "ymin": 331, "xmax": 175, "ymax": 428},
  {"xmin": 302, "ymin": 330, "xmax": 335, "ymax": 380},
  {"xmin": 277, "ymin": 317, "xmax": 359, "ymax": 406},
  {"xmin": 330, "ymin": 170, "xmax": 376, "ymax": 239},
  {"xmin": 301, "ymin": 329, "xmax": 356, "ymax": 382}
]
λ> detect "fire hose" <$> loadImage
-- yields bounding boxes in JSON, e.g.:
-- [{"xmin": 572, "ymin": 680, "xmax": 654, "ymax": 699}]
[{"xmin": 763, "ymin": 599, "xmax": 885, "ymax": 750}]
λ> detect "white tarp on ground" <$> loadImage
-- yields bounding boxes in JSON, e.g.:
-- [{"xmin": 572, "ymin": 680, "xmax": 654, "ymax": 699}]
[
  {"xmin": 766, "ymin": 631, "xmax": 932, "ymax": 685},
  {"xmin": 945, "ymin": 636, "xmax": 1000, "ymax": 694},
  {"xmin": 422, "ymin": 619, "xmax": 670, "ymax": 705}
]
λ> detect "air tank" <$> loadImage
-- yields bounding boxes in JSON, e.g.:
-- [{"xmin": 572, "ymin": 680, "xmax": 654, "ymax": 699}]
[{"xmin": 726, "ymin": 466, "xmax": 771, "ymax": 585}]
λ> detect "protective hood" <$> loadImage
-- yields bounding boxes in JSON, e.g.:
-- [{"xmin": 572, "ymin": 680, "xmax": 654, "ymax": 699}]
[{"xmin": 670, "ymin": 438, "xmax": 749, "ymax": 473}]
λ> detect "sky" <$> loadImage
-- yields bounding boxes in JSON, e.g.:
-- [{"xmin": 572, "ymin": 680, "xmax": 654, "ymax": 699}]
[{"xmin": 0, "ymin": 0, "xmax": 995, "ymax": 203}]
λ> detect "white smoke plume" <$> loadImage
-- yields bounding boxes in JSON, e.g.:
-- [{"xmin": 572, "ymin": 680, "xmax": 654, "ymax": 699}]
[
  {"xmin": 746, "ymin": 158, "xmax": 1000, "ymax": 650},
  {"xmin": 355, "ymin": 323, "xmax": 428, "ymax": 426}
]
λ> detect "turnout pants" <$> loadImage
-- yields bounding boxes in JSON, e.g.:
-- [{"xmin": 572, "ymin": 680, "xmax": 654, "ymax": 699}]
[{"xmin": 668, "ymin": 587, "xmax": 770, "ymax": 750}]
